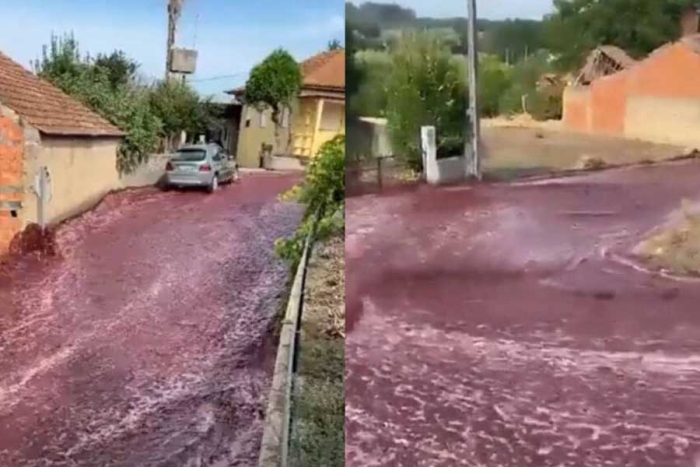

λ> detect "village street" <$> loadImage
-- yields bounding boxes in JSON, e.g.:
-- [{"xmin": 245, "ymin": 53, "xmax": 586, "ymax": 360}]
[
  {"xmin": 345, "ymin": 161, "xmax": 700, "ymax": 467},
  {"xmin": 0, "ymin": 173, "xmax": 301, "ymax": 466}
]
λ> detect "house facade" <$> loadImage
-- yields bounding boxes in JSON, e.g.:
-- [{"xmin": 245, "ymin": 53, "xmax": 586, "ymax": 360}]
[
  {"xmin": 0, "ymin": 51, "xmax": 123, "ymax": 254},
  {"xmin": 230, "ymin": 49, "xmax": 345, "ymax": 169}
]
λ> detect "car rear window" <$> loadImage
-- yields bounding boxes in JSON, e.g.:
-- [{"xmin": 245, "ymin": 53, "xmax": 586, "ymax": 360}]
[{"xmin": 174, "ymin": 149, "xmax": 206, "ymax": 161}]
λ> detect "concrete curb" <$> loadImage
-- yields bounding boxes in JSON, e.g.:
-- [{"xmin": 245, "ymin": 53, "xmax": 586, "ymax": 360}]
[{"xmin": 258, "ymin": 233, "xmax": 312, "ymax": 467}]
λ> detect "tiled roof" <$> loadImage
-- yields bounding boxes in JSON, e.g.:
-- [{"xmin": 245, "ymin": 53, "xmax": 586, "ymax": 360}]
[
  {"xmin": 0, "ymin": 51, "xmax": 123, "ymax": 137},
  {"xmin": 300, "ymin": 48, "xmax": 345, "ymax": 91},
  {"xmin": 226, "ymin": 48, "xmax": 345, "ymax": 96}
]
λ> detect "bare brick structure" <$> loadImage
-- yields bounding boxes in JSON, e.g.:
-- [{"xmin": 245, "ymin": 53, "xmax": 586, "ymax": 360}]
[
  {"xmin": 563, "ymin": 8, "xmax": 700, "ymax": 148},
  {"xmin": 0, "ymin": 51, "xmax": 123, "ymax": 254}
]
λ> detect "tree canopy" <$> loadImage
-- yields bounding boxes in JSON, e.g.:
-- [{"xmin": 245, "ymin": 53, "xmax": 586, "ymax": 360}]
[
  {"xmin": 347, "ymin": 0, "xmax": 698, "ymax": 72},
  {"xmin": 244, "ymin": 48, "xmax": 302, "ymax": 156},
  {"xmin": 35, "ymin": 33, "xmax": 213, "ymax": 172},
  {"xmin": 545, "ymin": 0, "xmax": 696, "ymax": 69},
  {"xmin": 245, "ymin": 49, "xmax": 302, "ymax": 124}
]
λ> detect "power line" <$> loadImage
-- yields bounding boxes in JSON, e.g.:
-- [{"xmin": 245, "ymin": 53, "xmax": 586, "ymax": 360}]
[{"xmin": 188, "ymin": 72, "xmax": 248, "ymax": 83}]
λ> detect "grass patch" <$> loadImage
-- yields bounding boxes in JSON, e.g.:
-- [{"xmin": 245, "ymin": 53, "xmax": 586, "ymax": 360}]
[
  {"xmin": 289, "ymin": 236, "xmax": 344, "ymax": 466},
  {"xmin": 637, "ymin": 201, "xmax": 700, "ymax": 276},
  {"xmin": 290, "ymin": 340, "xmax": 344, "ymax": 466}
]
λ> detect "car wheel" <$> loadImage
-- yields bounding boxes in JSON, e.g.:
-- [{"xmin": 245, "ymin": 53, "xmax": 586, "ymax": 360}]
[{"xmin": 208, "ymin": 176, "xmax": 219, "ymax": 193}]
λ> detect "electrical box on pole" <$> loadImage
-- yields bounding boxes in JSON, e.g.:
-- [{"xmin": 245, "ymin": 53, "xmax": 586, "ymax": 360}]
[{"xmin": 169, "ymin": 48, "xmax": 198, "ymax": 74}]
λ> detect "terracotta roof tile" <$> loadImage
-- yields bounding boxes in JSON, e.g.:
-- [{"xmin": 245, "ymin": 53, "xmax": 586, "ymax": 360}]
[
  {"xmin": 300, "ymin": 48, "xmax": 345, "ymax": 91},
  {"xmin": 0, "ymin": 51, "xmax": 123, "ymax": 137}
]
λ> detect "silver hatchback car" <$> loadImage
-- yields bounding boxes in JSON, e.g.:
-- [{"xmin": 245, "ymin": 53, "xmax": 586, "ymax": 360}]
[{"xmin": 165, "ymin": 143, "xmax": 239, "ymax": 193}]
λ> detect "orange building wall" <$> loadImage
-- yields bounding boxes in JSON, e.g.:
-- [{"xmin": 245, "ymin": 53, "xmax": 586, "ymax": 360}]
[
  {"xmin": 562, "ymin": 87, "xmax": 591, "ymax": 132},
  {"xmin": 628, "ymin": 43, "xmax": 700, "ymax": 98},
  {"xmin": 563, "ymin": 42, "xmax": 700, "ymax": 146},
  {"xmin": 589, "ymin": 70, "xmax": 629, "ymax": 135},
  {"xmin": 0, "ymin": 110, "xmax": 25, "ymax": 254}
]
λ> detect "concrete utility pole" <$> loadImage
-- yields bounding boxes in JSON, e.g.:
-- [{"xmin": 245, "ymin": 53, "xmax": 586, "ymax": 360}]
[
  {"xmin": 465, "ymin": 0, "xmax": 481, "ymax": 179},
  {"xmin": 166, "ymin": 0, "xmax": 185, "ymax": 81}
]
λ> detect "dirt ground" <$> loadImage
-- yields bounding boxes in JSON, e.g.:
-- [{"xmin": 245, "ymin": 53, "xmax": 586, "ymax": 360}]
[
  {"xmin": 346, "ymin": 160, "xmax": 700, "ymax": 466},
  {"xmin": 482, "ymin": 125, "xmax": 686, "ymax": 180},
  {"xmin": 0, "ymin": 173, "xmax": 302, "ymax": 467},
  {"xmin": 290, "ymin": 235, "xmax": 345, "ymax": 467}
]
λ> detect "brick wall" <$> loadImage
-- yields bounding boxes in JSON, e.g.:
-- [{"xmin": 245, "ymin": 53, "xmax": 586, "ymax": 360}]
[
  {"xmin": 0, "ymin": 107, "xmax": 24, "ymax": 254},
  {"xmin": 562, "ymin": 86, "xmax": 591, "ymax": 132},
  {"xmin": 628, "ymin": 43, "xmax": 700, "ymax": 99},
  {"xmin": 563, "ymin": 42, "xmax": 700, "ymax": 148},
  {"xmin": 590, "ymin": 70, "xmax": 629, "ymax": 135}
]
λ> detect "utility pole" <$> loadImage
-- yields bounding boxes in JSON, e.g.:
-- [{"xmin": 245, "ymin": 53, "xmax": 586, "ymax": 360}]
[
  {"xmin": 166, "ymin": 0, "xmax": 185, "ymax": 81},
  {"xmin": 465, "ymin": 0, "xmax": 481, "ymax": 179}
]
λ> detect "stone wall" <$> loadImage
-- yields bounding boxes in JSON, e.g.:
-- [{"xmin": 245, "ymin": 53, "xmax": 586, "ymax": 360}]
[{"xmin": 118, "ymin": 153, "xmax": 170, "ymax": 188}]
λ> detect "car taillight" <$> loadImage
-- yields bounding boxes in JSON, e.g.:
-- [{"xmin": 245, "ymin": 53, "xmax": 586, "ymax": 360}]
[
  {"xmin": 199, "ymin": 164, "xmax": 212, "ymax": 172},
  {"xmin": 166, "ymin": 161, "xmax": 174, "ymax": 171}
]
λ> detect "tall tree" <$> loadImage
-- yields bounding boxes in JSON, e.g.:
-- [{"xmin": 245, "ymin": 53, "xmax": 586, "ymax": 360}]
[
  {"xmin": 545, "ymin": 0, "xmax": 695, "ymax": 70},
  {"xmin": 244, "ymin": 49, "xmax": 302, "ymax": 156},
  {"xmin": 328, "ymin": 39, "xmax": 342, "ymax": 50},
  {"xmin": 149, "ymin": 81, "xmax": 210, "ymax": 150},
  {"xmin": 481, "ymin": 20, "xmax": 546, "ymax": 63},
  {"xmin": 93, "ymin": 51, "xmax": 139, "ymax": 89},
  {"xmin": 34, "ymin": 33, "xmax": 162, "ymax": 173}
]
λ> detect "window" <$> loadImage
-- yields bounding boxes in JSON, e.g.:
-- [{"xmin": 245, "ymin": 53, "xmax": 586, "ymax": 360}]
[
  {"xmin": 175, "ymin": 149, "xmax": 206, "ymax": 161},
  {"xmin": 212, "ymin": 147, "xmax": 222, "ymax": 161},
  {"xmin": 260, "ymin": 111, "xmax": 267, "ymax": 128},
  {"xmin": 319, "ymin": 102, "xmax": 343, "ymax": 131}
]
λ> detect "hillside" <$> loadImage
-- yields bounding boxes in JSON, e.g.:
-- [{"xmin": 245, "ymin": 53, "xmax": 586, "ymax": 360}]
[{"xmin": 346, "ymin": 1, "xmax": 547, "ymax": 62}]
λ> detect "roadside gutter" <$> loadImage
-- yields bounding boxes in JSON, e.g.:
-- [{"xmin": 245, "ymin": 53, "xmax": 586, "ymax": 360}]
[{"xmin": 258, "ymin": 232, "xmax": 312, "ymax": 467}]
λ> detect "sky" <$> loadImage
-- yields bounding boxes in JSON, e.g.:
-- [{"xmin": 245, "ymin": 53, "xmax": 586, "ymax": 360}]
[
  {"xmin": 350, "ymin": 0, "xmax": 555, "ymax": 20},
  {"xmin": 0, "ymin": 0, "xmax": 344, "ymax": 102}
]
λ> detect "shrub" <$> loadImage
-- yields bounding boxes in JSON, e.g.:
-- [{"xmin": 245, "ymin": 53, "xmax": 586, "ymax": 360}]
[
  {"xmin": 149, "ymin": 80, "xmax": 212, "ymax": 151},
  {"xmin": 349, "ymin": 50, "xmax": 392, "ymax": 117},
  {"xmin": 528, "ymin": 87, "xmax": 564, "ymax": 121},
  {"xmin": 478, "ymin": 54, "xmax": 514, "ymax": 117},
  {"xmin": 35, "ymin": 33, "xmax": 217, "ymax": 173},
  {"xmin": 385, "ymin": 31, "xmax": 467, "ymax": 171},
  {"xmin": 276, "ymin": 135, "xmax": 345, "ymax": 267}
]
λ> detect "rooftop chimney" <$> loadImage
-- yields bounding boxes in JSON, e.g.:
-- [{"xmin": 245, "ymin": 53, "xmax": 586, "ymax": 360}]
[{"xmin": 681, "ymin": 5, "xmax": 700, "ymax": 37}]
